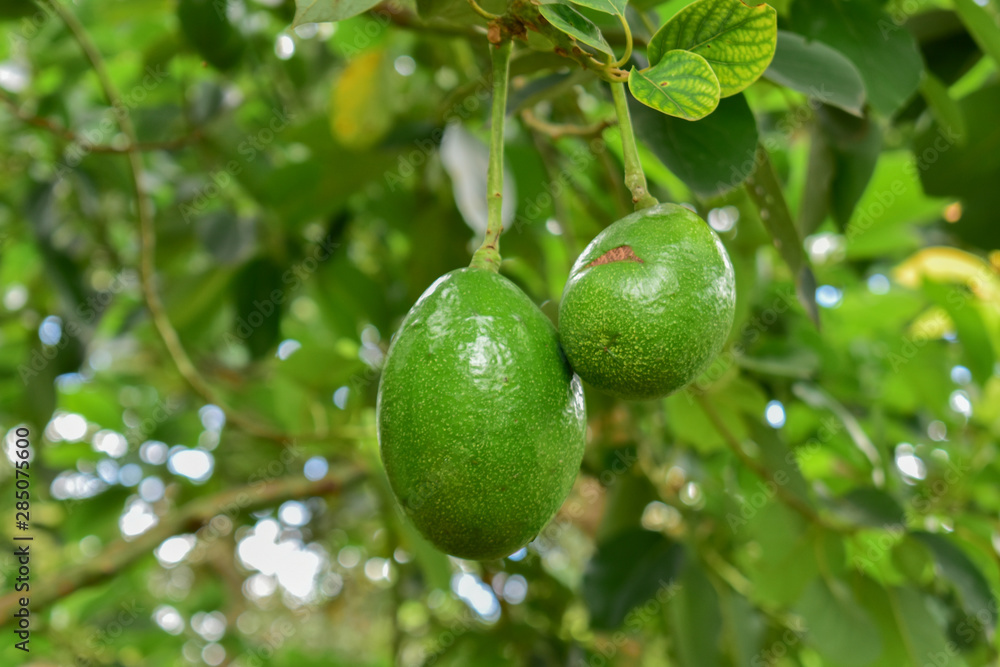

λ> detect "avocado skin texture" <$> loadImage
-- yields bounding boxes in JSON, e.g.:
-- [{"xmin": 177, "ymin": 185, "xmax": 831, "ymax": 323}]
[
  {"xmin": 377, "ymin": 268, "xmax": 587, "ymax": 560},
  {"xmin": 558, "ymin": 203, "xmax": 736, "ymax": 401}
]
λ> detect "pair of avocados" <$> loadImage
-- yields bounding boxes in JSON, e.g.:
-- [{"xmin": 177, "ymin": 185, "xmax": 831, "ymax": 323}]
[{"xmin": 377, "ymin": 203, "xmax": 736, "ymax": 560}]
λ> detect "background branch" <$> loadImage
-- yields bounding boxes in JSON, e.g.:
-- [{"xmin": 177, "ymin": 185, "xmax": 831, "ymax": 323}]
[
  {"xmin": 0, "ymin": 89, "xmax": 202, "ymax": 152},
  {"xmin": 47, "ymin": 0, "xmax": 321, "ymax": 447},
  {"xmin": 0, "ymin": 472, "xmax": 366, "ymax": 620}
]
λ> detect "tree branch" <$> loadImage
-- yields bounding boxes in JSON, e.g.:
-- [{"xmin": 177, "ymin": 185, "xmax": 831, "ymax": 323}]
[
  {"xmin": 0, "ymin": 89, "xmax": 202, "ymax": 153},
  {"xmin": 695, "ymin": 394, "xmax": 852, "ymax": 533},
  {"xmin": 0, "ymin": 472, "xmax": 366, "ymax": 621},
  {"xmin": 520, "ymin": 108, "xmax": 613, "ymax": 140},
  {"xmin": 47, "ymin": 0, "xmax": 324, "ymax": 447}
]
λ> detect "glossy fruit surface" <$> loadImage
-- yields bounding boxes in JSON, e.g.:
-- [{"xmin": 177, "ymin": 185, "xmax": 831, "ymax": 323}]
[
  {"xmin": 377, "ymin": 268, "xmax": 587, "ymax": 560},
  {"xmin": 558, "ymin": 203, "xmax": 736, "ymax": 400}
]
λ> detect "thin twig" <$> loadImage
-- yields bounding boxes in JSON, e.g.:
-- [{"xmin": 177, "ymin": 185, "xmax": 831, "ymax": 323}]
[
  {"xmin": 466, "ymin": 0, "xmax": 500, "ymax": 21},
  {"xmin": 695, "ymin": 394, "xmax": 851, "ymax": 533},
  {"xmin": 520, "ymin": 108, "xmax": 613, "ymax": 141},
  {"xmin": 48, "ymin": 0, "xmax": 313, "ymax": 446},
  {"xmin": 0, "ymin": 472, "xmax": 365, "ymax": 619},
  {"xmin": 470, "ymin": 39, "xmax": 513, "ymax": 272},
  {"xmin": 0, "ymin": 89, "xmax": 202, "ymax": 153}
]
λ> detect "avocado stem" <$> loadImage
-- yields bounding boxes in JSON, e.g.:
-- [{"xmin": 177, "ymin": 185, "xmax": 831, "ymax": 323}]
[
  {"xmin": 610, "ymin": 80, "xmax": 659, "ymax": 211},
  {"xmin": 470, "ymin": 39, "xmax": 514, "ymax": 273},
  {"xmin": 611, "ymin": 14, "xmax": 633, "ymax": 69}
]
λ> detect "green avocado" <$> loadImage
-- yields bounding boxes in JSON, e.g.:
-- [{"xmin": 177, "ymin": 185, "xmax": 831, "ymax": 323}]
[
  {"xmin": 558, "ymin": 203, "xmax": 736, "ymax": 400},
  {"xmin": 377, "ymin": 268, "xmax": 587, "ymax": 560}
]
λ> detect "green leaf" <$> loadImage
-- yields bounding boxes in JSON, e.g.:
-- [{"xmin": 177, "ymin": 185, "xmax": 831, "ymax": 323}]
[
  {"xmin": 788, "ymin": 0, "xmax": 923, "ymax": 115},
  {"xmin": 764, "ymin": 31, "xmax": 866, "ymax": 117},
  {"xmin": 669, "ymin": 559, "xmax": 724, "ymax": 667},
  {"xmin": 629, "ymin": 92, "xmax": 759, "ymax": 197},
  {"xmin": 817, "ymin": 105, "xmax": 883, "ymax": 231},
  {"xmin": 0, "ymin": 0, "xmax": 34, "ymax": 20},
  {"xmin": 916, "ymin": 84, "xmax": 1000, "ymax": 248},
  {"xmin": 195, "ymin": 211, "xmax": 257, "ymax": 264},
  {"xmin": 233, "ymin": 258, "xmax": 285, "ymax": 359},
  {"xmin": 740, "ymin": 504, "xmax": 818, "ymax": 604},
  {"xmin": 924, "ymin": 281, "xmax": 996, "ymax": 385},
  {"xmin": 538, "ymin": 4, "xmax": 615, "ymax": 57},
  {"xmin": 797, "ymin": 577, "xmax": 882, "ymax": 665},
  {"xmin": 912, "ymin": 532, "xmax": 996, "ymax": 627},
  {"xmin": 828, "ymin": 488, "xmax": 905, "ymax": 529},
  {"xmin": 920, "ymin": 74, "xmax": 967, "ymax": 145},
  {"xmin": 799, "ymin": 126, "xmax": 836, "ymax": 236},
  {"xmin": 569, "ymin": 0, "xmax": 627, "ymax": 17},
  {"xmin": 293, "ymin": 0, "xmax": 382, "ymax": 24},
  {"xmin": 744, "ymin": 144, "xmax": 820, "ymax": 326},
  {"xmin": 953, "ymin": 0, "xmax": 1000, "ymax": 71},
  {"xmin": 628, "ymin": 50, "xmax": 721, "ymax": 120},
  {"xmin": 582, "ymin": 528, "xmax": 684, "ymax": 629},
  {"xmin": 177, "ymin": 0, "xmax": 246, "ymax": 71},
  {"xmin": 717, "ymin": 587, "xmax": 765, "ymax": 667},
  {"xmin": 648, "ymin": 0, "xmax": 777, "ymax": 97},
  {"xmin": 857, "ymin": 582, "xmax": 970, "ymax": 667}
]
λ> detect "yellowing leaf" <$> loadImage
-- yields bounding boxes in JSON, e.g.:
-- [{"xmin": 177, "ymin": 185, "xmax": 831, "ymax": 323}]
[
  {"xmin": 628, "ymin": 50, "xmax": 721, "ymax": 120},
  {"xmin": 893, "ymin": 247, "xmax": 1000, "ymax": 305},
  {"xmin": 330, "ymin": 49, "xmax": 393, "ymax": 150}
]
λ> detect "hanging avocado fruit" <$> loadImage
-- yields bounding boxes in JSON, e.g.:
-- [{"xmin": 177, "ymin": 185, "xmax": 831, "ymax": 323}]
[
  {"xmin": 559, "ymin": 203, "xmax": 736, "ymax": 401},
  {"xmin": 377, "ymin": 268, "xmax": 587, "ymax": 560},
  {"xmin": 376, "ymin": 40, "xmax": 586, "ymax": 561}
]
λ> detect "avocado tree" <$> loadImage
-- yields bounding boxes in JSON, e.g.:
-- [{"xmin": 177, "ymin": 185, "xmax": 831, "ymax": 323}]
[{"xmin": 0, "ymin": 0, "xmax": 998, "ymax": 665}]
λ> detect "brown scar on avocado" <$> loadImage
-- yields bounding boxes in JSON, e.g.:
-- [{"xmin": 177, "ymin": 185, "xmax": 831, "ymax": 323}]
[{"xmin": 587, "ymin": 245, "xmax": 644, "ymax": 268}]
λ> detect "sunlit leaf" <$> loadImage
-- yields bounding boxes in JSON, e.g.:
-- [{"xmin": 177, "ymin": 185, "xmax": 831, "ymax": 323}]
[
  {"xmin": 628, "ymin": 50, "xmax": 720, "ymax": 120},
  {"xmin": 648, "ymin": 0, "xmax": 777, "ymax": 97}
]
